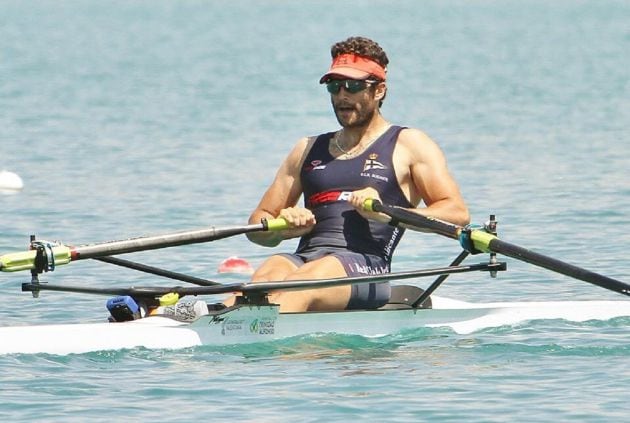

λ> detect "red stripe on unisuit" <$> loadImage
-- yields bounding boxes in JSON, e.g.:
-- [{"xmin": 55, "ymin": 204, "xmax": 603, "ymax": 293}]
[{"xmin": 307, "ymin": 190, "xmax": 351, "ymax": 207}]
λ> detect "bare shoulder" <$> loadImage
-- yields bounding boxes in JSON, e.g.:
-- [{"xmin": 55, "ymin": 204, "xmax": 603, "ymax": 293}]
[
  {"xmin": 396, "ymin": 128, "xmax": 446, "ymax": 164},
  {"xmin": 287, "ymin": 135, "xmax": 313, "ymax": 157},
  {"xmin": 283, "ymin": 135, "xmax": 317, "ymax": 172}
]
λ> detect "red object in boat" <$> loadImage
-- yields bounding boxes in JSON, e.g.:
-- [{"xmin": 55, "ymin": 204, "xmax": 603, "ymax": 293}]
[{"xmin": 218, "ymin": 256, "xmax": 254, "ymax": 274}]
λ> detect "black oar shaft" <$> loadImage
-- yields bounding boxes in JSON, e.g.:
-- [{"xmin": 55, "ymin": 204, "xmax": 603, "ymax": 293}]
[
  {"xmin": 73, "ymin": 224, "xmax": 266, "ymax": 260},
  {"xmin": 368, "ymin": 200, "xmax": 630, "ymax": 297},
  {"xmin": 489, "ymin": 238, "xmax": 630, "ymax": 295},
  {"xmin": 376, "ymin": 203, "xmax": 460, "ymax": 239}
]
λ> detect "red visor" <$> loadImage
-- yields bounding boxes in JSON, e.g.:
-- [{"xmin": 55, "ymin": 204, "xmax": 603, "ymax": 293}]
[{"xmin": 319, "ymin": 53, "xmax": 386, "ymax": 83}]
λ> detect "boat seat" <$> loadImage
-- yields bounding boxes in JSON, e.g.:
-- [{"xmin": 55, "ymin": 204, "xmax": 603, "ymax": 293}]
[{"xmin": 379, "ymin": 285, "xmax": 432, "ymax": 310}]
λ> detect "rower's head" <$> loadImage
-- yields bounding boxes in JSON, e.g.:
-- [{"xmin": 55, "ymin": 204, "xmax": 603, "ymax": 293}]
[{"xmin": 320, "ymin": 36, "xmax": 388, "ymax": 108}]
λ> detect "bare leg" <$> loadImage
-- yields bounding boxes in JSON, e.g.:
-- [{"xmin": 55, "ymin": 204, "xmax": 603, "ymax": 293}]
[
  {"xmin": 224, "ymin": 254, "xmax": 352, "ymax": 312},
  {"xmin": 222, "ymin": 255, "xmax": 297, "ymax": 307},
  {"xmin": 251, "ymin": 255, "xmax": 300, "ymax": 282},
  {"xmin": 256, "ymin": 255, "xmax": 351, "ymax": 312}
]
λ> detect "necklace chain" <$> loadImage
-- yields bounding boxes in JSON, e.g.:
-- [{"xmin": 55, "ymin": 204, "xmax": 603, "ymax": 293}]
[
  {"xmin": 333, "ymin": 125, "xmax": 390, "ymax": 157},
  {"xmin": 334, "ymin": 133, "xmax": 351, "ymax": 155}
]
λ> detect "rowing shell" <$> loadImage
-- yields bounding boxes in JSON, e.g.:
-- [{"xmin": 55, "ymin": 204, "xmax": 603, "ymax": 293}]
[
  {"xmin": 2, "ymin": 211, "xmax": 630, "ymax": 356},
  {"xmin": 2, "ymin": 295, "xmax": 630, "ymax": 356}
]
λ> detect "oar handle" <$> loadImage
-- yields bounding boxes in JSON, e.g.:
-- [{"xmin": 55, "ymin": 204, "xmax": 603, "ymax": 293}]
[
  {"xmin": 362, "ymin": 198, "xmax": 379, "ymax": 213},
  {"xmin": 263, "ymin": 217, "xmax": 290, "ymax": 231}
]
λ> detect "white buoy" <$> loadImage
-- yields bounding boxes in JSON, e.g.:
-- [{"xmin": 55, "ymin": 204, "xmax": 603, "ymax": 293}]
[{"xmin": 0, "ymin": 170, "xmax": 24, "ymax": 193}]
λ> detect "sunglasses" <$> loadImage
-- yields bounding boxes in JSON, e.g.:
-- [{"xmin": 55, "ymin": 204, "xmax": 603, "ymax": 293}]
[{"xmin": 326, "ymin": 79, "xmax": 377, "ymax": 94}]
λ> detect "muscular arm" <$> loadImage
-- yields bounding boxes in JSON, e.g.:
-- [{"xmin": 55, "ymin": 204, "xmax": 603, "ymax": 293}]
[
  {"xmin": 347, "ymin": 128, "xmax": 469, "ymax": 227},
  {"xmin": 399, "ymin": 128, "xmax": 470, "ymax": 226},
  {"xmin": 247, "ymin": 137, "xmax": 316, "ymax": 247}
]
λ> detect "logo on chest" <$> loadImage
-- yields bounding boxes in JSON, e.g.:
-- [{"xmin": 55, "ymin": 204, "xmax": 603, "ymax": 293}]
[
  {"xmin": 361, "ymin": 154, "xmax": 389, "ymax": 182},
  {"xmin": 304, "ymin": 160, "xmax": 327, "ymax": 172}
]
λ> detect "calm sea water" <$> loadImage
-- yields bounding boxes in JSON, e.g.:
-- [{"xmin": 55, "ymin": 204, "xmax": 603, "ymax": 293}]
[{"xmin": 1, "ymin": 0, "xmax": 629, "ymax": 421}]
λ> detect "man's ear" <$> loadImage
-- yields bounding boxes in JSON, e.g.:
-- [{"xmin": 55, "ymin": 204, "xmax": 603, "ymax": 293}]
[{"xmin": 374, "ymin": 82, "xmax": 387, "ymax": 101}]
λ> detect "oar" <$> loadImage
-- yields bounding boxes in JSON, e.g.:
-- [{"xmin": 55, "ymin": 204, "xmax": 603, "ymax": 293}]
[
  {"xmin": 365, "ymin": 200, "xmax": 630, "ymax": 297},
  {"xmin": 0, "ymin": 218, "xmax": 288, "ymax": 273}
]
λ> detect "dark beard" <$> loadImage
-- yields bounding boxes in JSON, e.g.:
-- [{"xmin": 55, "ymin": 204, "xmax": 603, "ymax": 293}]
[{"xmin": 332, "ymin": 103, "xmax": 377, "ymax": 128}]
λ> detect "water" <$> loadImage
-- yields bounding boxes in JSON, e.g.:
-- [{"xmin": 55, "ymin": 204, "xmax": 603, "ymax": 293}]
[{"xmin": 1, "ymin": 0, "xmax": 629, "ymax": 420}]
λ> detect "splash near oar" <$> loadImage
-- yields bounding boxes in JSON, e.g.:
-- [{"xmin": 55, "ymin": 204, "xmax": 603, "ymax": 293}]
[
  {"xmin": 0, "ymin": 218, "xmax": 288, "ymax": 273},
  {"xmin": 365, "ymin": 199, "xmax": 630, "ymax": 296}
]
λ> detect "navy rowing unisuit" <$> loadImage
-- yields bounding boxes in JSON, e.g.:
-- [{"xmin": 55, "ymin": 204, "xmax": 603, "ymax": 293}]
[{"xmin": 280, "ymin": 125, "xmax": 413, "ymax": 309}]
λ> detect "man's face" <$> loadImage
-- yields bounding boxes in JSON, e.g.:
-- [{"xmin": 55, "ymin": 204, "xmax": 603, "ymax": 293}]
[{"xmin": 328, "ymin": 79, "xmax": 381, "ymax": 128}]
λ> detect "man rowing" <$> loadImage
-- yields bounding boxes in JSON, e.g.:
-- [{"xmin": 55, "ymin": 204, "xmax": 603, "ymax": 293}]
[{"xmin": 238, "ymin": 36, "xmax": 470, "ymax": 312}]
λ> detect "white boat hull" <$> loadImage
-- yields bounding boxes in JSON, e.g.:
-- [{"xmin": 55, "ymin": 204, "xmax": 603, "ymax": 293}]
[{"xmin": 2, "ymin": 296, "xmax": 630, "ymax": 355}]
